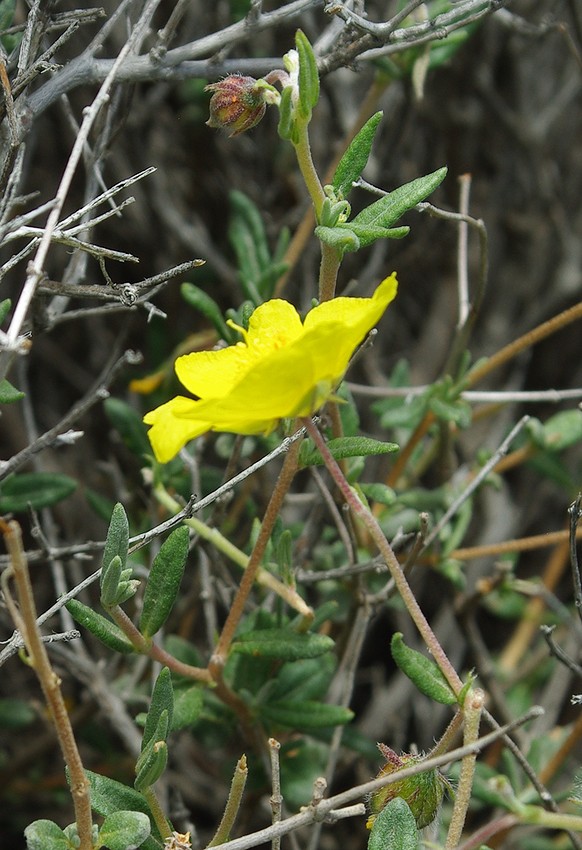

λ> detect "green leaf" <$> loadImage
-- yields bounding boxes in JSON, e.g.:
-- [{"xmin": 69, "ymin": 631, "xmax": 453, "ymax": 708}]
[
  {"xmin": 348, "ymin": 222, "xmax": 410, "ymax": 247},
  {"xmin": 351, "ymin": 167, "xmax": 447, "ymax": 231},
  {"xmin": 104, "ymin": 397, "xmax": 151, "ymax": 458},
  {"xmin": 231, "ymin": 628, "xmax": 334, "ymax": 660},
  {"xmin": 172, "ymin": 685, "xmax": 204, "ymax": 730},
  {"xmin": 261, "ymin": 700, "xmax": 353, "ymax": 729},
  {"xmin": 100, "ymin": 554, "xmax": 124, "ymax": 608},
  {"xmin": 101, "ymin": 502, "xmax": 129, "ymax": 575},
  {"xmin": 314, "ymin": 225, "xmax": 360, "ymax": 253},
  {"xmin": 135, "ymin": 738, "xmax": 168, "ymax": 792},
  {"xmin": 299, "ymin": 436, "xmax": 399, "ymax": 468},
  {"xmin": 391, "ymin": 632, "xmax": 457, "ymax": 705},
  {"xmin": 66, "ymin": 599, "xmax": 136, "ymax": 654},
  {"xmin": 181, "ymin": 283, "xmax": 230, "ymax": 339},
  {"xmin": 267, "ymin": 654, "xmax": 336, "ymax": 703},
  {"xmin": 24, "ymin": 820, "xmax": 71, "ymax": 850},
  {"xmin": 540, "ymin": 409, "xmax": 582, "ymax": 451},
  {"xmin": 98, "ymin": 812, "xmax": 151, "ymax": 850},
  {"xmin": 359, "ymin": 482, "xmax": 396, "ymax": 506},
  {"xmin": 277, "ymin": 84, "xmax": 296, "ymax": 141},
  {"xmin": 367, "ymin": 797, "xmax": 419, "ymax": 850},
  {"xmin": 0, "ymin": 297, "xmax": 11, "ymax": 324},
  {"xmin": 0, "ymin": 472, "xmax": 76, "ymax": 513},
  {"xmin": 296, "ymin": 29, "xmax": 319, "ymax": 118},
  {"xmin": 0, "ymin": 697, "xmax": 36, "ymax": 728},
  {"xmin": 139, "ymin": 526, "xmax": 189, "ymax": 639},
  {"xmin": 333, "ymin": 111, "xmax": 383, "ymax": 199},
  {"xmin": 429, "ymin": 395, "xmax": 472, "ymax": 428},
  {"xmin": 142, "ymin": 667, "xmax": 174, "ymax": 752},
  {"xmin": 84, "ymin": 769, "xmax": 162, "ymax": 850},
  {"xmin": 0, "ymin": 378, "xmax": 24, "ymax": 403}
]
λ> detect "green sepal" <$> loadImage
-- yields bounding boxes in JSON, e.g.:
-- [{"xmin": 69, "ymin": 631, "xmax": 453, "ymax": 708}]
[
  {"xmin": 333, "ymin": 111, "xmax": 383, "ymax": 199},
  {"xmin": 139, "ymin": 526, "xmax": 189, "ymax": 639},
  {"xmin": 367, "ymin": 797, "xmax": 419, "ymax": 850},
  {"xmin": 231, "ymin": 628, "xmax": 333, "ymax": 660},
  {"xmin": 65, "ymin": 599, "xmax": 136, "ymax": 654},
  {"xmin": 261, "ymin": 700, "xmax": 353, "ymax": 730},
  {"xmin": 277, "ymin": 85, "xmax": 296, "ymax": 141},
  {"xmin": 24, "ymin": 820, "xmax": 71, "ymax": 850},
  {"xmin": 295, "ymin": 29, "xmax": 319, "ymax": 118},
  {"xmin": 0, "ymin": 378, "xmax": 24, "ymax": 403},
  {"xmin": 181, "ymin": 283, "xmax": 230, "ymax": 340},
  {"xmin": 299, "ymin": 436, "xmax": 399, "ymax": 468},
  {"xmin": 314, "ymin": 224, "xmax": 360, "ymax": 253},
  {"xmin": 352, "ymin": 167, "xmax": 447, "ymax": 231},
  {"xmin": 0, "ymin": 472, "xmax": 76, "ymax": 513},
  {"xmin": 134, "ymin": 739, "xmax": 168, "ymax": 792},
  {"xmin": 142, "ymin": 667, "xmax": 174, "ymax": 752},
  {"xmin": 101, "ymin": 502, "xmax": 129, "ymax": 575},
  {"xmin": 97, "ymin": 812, "xmax": 151, "ymax": 850},
  {"xmin": 103, "ymin": 397, "xmax": 152, "ymax": 458},
  {"xmin": 391, "ymin": 632, "xmax": 457, "ymax": 705}
]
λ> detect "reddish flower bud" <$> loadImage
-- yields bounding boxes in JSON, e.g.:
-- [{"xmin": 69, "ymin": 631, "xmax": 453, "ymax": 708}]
[{"xmin": 205, "ymin": 75, "xmax": 267, "ymax": 136}]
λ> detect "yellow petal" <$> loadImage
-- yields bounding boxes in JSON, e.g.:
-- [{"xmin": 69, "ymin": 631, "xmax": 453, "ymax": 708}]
[{"xmin": 144, "ymin": 396, "xmax": 211, "ymax": 463}]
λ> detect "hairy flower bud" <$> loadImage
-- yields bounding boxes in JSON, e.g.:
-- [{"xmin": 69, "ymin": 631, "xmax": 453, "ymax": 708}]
[
  {"xmin": 205, "ymin": 75, "xmax": 267, "ymax": 136},
  {"xmin": 367, "ymin": 743, "xmax": 446, "ymax": 831}
]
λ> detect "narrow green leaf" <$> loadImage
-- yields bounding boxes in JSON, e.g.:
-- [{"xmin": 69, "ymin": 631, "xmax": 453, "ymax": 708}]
[
  {"xmin": 261, "ymin": 700, "xmax": 353, "ymax": 729},
  {"xmin": 142, "ymin": 667, "xmax": 174, "ymax": 752},
  {"xmin": 101, "ymin": 502, "xmax": 129, "ymax": 575},
  {"xmin": 100, "ymin": 554, "xmax": 123, "ymax": 608},
  {"xmin": 24, "ymin": 820, "xmax": 70, "ymax": 850},
  {"xmin": 66, "ymin": 599, "xmax": 136, "ymax": 654},
  {"xmin": 352, "ymin": 167, "xmax": 447, "ymax": 230},
  {"xmin": 181, "ymin": 283, "xmax": 230, "ymax": 340},
  {"xmin": 0, "ymin": 378, "xmax": 24, "ymax": 403},
  {"xmin": 296, "ymin": 29, "xmax": 319, "ymax": 118},
  {"xmin": 299, "ymin": 436, "xmax": 399, "ymax": 468},
  {"xmin": 139, "ymin": 526, "xmax": 189, "ymax": 639},
  {"xmin": 541, "ymin": 409, "xmax": 582, "ymax": 452},
  {"xmin": 348, "ymin": 222, "xmax": 410, "ymax": 246},
  {"xmin": 104, "ymin": 397, "xmax": 151, "ymax": 458},
  {"xmin": 0, "ymin": 697, "xmax": 36, "ymax": 728},
  {"xmin": 391, "ymin": 633, "xmax": 457, "ymax": 705},
  {"xmin": 231, "ymin": 629, "xmax": 334, "ymax": 660},
  {"xmin": 333, "ymin": 111, "xmax": 383, "ymax": 198},
  {"xmin": 0, "ymin": 472, "xmax": 76, "ymax": 513},
  {"xmin": 172, "ymin": 685, "xmax": 204, "ymax": 730},
  {"xmin": 367, "ymin": 797, "xmax": 419, "ymax": 850},
  {"xmin": 230, "ymin": 189, "xmax": 270, "ymax": 274},
  {"xmin": 135, "ymin": 738, "xmax": 168, "ymax": 792},
  {"xmin": 0, "ymin": 297, "xmax": 11, "ymax": 324},
  {"xmin": 314, "ymin": 224, "xmax": 360, "ymax": 253},
  {"xmin": 277, "ymin": 85, "xmax": 296, "ymax": 141},
  {"xmin": 98, "ymin": 812, "xmax": 151, "ymax": 850},
  {"xmin": 268, "ymin": 654, "xmax": 336, "ymax": 702}
]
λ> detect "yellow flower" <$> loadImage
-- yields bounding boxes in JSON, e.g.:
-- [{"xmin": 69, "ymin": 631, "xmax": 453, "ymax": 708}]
[{"xmin": 144, "ymin": 274, "xmax": 398, "ymax": 462}]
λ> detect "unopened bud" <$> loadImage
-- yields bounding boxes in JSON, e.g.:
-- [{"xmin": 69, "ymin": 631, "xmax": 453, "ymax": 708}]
[
  {"xmin": 205, "ymin": 75, "xmax": 267, "ymax": 136},
  {"xmin": 367, "ymin": 743, "xmax": 446, "ymax": 831}
]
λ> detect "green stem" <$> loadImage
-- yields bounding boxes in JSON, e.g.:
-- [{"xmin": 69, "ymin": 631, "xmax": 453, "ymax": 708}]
[
  {"xmin": 301, "ymin": 418, "xmax": 463, "ymax": 695},
  {"xmin": 107, "ymin": 604, "xmax": 212, "ymax": 683},
  {"xmin": 207, "ymin": 755, "xmax": 249, "ymax": 847},
  {"xmin": 142, "ymin": 785, "xmax": 173, "ymax": 840},
  {"xmin": 293, "ymin": 122, "xmax": 325, "ymax": 219},
  {"xmin": 446, "ymin": 688, "xmax": 484, "ymax": 848},
  {"xmin": 1, "ymin": 520, "xmax": 94, "ymax": 850},
  {"xmin": 521, "ymin": 807, "xmax": 582, "ymax": 832},
  {"xmin": 209, "ymin": 436, "xmax": 302, "ymax": 673}
]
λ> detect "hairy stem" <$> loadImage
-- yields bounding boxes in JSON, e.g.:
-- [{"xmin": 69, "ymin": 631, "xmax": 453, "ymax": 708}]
[
  {"xmin": 446, "ymin": 688, "xmax": 484, "ymax": 848},
  {"xmin": 208, "ymin": 755, "xmax": 249, "ymax": 846},
  {"xmin": 302, "ymin": 418, "xmax": 462, "ymax": 694}
]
